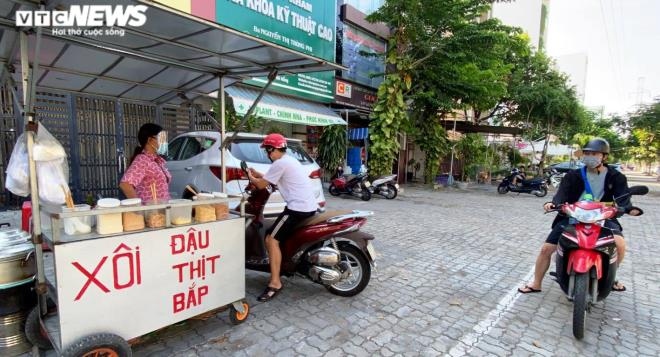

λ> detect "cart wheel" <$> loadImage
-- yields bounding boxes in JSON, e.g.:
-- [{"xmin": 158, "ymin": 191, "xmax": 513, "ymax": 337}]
[
  {"xmin": 229, "ymin": 301, "xmax": 250, "ymax": 325},
  {"xmin": 61, "ymin": 333, "xmax": 131, "ymax": 357},
  {"xmin": 25, "ymin": 306, "xmax": 53, "ymax": 350}
]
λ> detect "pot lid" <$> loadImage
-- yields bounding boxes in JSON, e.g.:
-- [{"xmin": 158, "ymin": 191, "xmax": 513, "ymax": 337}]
[
  {"xmin": 97, "ymin": 198, "xmax": 121, "ymax": 208},
  {"xmin": 0, "ymin": 242, "xmax": 34, "ymax": 262},
  {"xmin": 121, "ymin": 198, "xmax": 142, "ymax": 206}
]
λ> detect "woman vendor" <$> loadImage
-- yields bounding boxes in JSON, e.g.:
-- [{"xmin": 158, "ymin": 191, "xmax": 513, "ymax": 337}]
[{"xmin": 119, "ymin": 123, "xmax": 171, "ymax": 202}]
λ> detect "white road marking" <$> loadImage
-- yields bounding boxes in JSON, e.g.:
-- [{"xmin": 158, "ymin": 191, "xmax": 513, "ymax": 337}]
[{"xmin": 446, "ymin": 267, "xmax": 536, "ymax": 356}]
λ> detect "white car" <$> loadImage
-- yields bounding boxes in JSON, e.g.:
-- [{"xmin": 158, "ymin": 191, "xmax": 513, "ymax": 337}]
[{"xmin": 165, "ymin": 131, "xmax": 326, "ymax": 216}]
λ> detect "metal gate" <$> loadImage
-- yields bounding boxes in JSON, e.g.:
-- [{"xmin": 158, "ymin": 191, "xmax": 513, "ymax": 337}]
[
  {"xmin": 76, "ymin": 96, "xmax": 120, "ymax": 201},
  {"xmin": 0, "ymin": 85, "xmax": 213, "ymax": 208},
  {"xmin": 0, "ymin": 84, "xmax": 19, "ymax": 208}
]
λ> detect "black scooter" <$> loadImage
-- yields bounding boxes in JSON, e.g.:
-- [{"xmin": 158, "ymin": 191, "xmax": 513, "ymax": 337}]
[{"xmin": 498, "ymin": 173, "xmax": 548, "ymax": 197}]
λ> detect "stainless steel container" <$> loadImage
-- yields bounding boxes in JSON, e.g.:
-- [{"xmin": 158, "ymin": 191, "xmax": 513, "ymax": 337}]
[
  {"xmin": 0, "ymin": 231, "xmax": 35, "ymax": 285},
  {"xmin": 0, "ymin": 229, "xmax": 37, "ymax": 356}
]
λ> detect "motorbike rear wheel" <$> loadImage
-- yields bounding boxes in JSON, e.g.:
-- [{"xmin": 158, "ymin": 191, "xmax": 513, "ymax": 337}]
[
  {"xmin": 384, "ymin": 184, "xmax": 398, "ymax": 199},
  {"xmin": 326, "ymin": 245, "xmax": 371, "ymax": 297},
  {"xmin": 328, "ymin": 184, "xmax": 341, "ymax": 196},
  {"xmin": 534, "ymin": 187, "xmax": 548, "ymax": 197},
  {"xmin": 497, "ymin": 184, "xmax": 509, "ymax": 194},
  {"xmin": 572, "ymin": 273, "xmax": 588, "ymax": 340}
]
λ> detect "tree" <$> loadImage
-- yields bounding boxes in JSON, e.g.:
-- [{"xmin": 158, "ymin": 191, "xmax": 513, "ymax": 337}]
[
  {"xmin": 625, "ymin": 100, "xmax": 660, "ymax": 171},
  {"xmin": 367, "ymin": 0, "xmax": 524, "ymax": 180},
  {"xmin": 499, "ymin": 52, "xmax": 581, "ymax": 173}
]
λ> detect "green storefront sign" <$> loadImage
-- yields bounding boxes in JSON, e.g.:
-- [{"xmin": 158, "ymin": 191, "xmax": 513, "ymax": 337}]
[
  {"xmin": 217, "ymin": 1, "xmax": 337, "ymax": 103},
  {"xmin": 245, "ymin": 71, "xmax": 335, "ymax": 103},
  {"xmin": 217, "ymin": 0, "xmax": 336, "ymax": 62}
]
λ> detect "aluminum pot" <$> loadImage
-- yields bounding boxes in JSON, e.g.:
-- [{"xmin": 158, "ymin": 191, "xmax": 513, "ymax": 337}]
[{"xmin": 0, "ymin": 277, "xmax": 36, "ymax": 315}]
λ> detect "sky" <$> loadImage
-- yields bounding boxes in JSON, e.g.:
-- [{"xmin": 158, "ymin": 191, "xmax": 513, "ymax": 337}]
[{"xmin": 546, "ymin": 0, "xmax": 660, "ymax": 116}]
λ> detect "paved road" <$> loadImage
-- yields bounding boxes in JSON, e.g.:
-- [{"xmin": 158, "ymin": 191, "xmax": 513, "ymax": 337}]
[{"xmin": 125, "ymin": 184, "xmax": 658, "ymax": 356}]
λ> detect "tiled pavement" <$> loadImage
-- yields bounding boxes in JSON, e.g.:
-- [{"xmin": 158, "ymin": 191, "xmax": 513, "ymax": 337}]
[{"xmin": 37, "ymin": 183, "xmax": 660, "ymax": 356}]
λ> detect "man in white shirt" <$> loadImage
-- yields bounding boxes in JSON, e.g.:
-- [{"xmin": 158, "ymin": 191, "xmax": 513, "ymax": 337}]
[{"xmin": 247, "ymin": 133, "xmax": 318, "ymax": 302}]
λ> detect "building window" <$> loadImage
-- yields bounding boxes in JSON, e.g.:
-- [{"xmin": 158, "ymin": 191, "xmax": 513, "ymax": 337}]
[{"xmin": 343, "ymin": 0, "xmax": 384, "ymax": 15}]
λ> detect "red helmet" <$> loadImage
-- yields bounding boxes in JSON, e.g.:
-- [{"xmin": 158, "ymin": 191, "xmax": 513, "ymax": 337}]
[{"xmin": 261, "ymin": 133, "xmax": 287, "ymax": 149}]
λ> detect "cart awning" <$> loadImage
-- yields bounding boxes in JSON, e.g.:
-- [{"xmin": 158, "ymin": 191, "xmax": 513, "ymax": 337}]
[
  {"xmin": 226, "ymin": 85, "xmax": 346, "ymax": 126},
  {"xmin": 0, "ymin": 0, "xmax": 344, "ymax": 105}
]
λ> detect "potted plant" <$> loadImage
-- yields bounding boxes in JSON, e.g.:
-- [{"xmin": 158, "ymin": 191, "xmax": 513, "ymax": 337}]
[{"xmin": 317, "ymin": 125, "xmax": 348, "ymax": 182}]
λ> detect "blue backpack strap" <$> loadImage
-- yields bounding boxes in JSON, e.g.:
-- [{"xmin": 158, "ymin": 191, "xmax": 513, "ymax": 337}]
[{"xmin": 580, "ymin": 166, "xmax": 594, "ymax": 201}]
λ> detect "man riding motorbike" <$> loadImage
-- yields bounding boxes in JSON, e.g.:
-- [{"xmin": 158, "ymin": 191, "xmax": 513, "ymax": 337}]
[
  {"xmin": 519, "ymin": 138, "xmax": 641, "ymax": 294},
  {"xmin": 246, "ymin": 133, "xmax": 319, "ymax": 302},
  {"xmin": 511, "ymin": 166, "xmax": 526, "ymax": 188}
]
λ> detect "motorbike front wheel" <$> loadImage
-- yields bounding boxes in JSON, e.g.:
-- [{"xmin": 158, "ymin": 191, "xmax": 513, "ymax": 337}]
[
  {"xmin": 326, "ymin": 245, "xmax": 371, "ymax": 297},
  {"xmin": 573, "ymin": 273, "xmax": 589, "ymax": 340},
  {"xmin": 535, "ymin": 187, "xmax": 548, "ymax": 197},
  {"xmin": 328, "ymin": 184, "xmax": 341, "ymax": 196},
  {"xmin": 384, "ymin": 184, "xmax": 398, "ymax": 199},
  {"xmin": 497, "ymin": 184, "xmax": 509, "ymax": 194}
]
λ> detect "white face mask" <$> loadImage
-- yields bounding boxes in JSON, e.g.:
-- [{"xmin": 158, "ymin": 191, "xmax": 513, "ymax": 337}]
[{"xmin": 582, "ymin": 156, "xmax": 602, "ymax": 169}]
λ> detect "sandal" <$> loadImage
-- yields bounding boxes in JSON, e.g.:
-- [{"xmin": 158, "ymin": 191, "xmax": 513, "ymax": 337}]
[
  {"xmin": 612, "ymin": 281, "xmax": 626, "ymax": 292},
  {"xmin": 257, "ymin": 286, "xmax": 282, "ymax": 302},
  {"xmin": 518, "ymin": 284, "xmax": 542, "ymax": 294}
]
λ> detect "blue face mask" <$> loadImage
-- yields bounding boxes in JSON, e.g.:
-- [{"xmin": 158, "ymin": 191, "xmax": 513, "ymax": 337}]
[{"xmin": 157, "ymin": 142, "xmax": 168, "ymax": 156}]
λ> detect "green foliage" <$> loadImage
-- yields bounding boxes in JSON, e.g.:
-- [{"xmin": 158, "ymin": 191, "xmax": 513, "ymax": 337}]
[
  {"xmin": 317, "ymin": 125, "xmax": 348, "ymax": 174},
  {"xmin": 368, "ymin": 36, "xmax": 413, "ymax": 176},
  {"xmin": 500, "ymin": 51, "xmax": 581, "ymax": 171},
  {"xmin": 624, "ymin": 100, "xmax": 660, "ymax": 167},
  {"xmin": 454, "ymin": 134, "xmax": 488, "ymax": 181}
]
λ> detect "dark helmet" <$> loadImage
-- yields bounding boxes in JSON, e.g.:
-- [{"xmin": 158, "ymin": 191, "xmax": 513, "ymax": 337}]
[{"xmin": 582, "ymin": 138, "xmax": 610, "ymax": 154}]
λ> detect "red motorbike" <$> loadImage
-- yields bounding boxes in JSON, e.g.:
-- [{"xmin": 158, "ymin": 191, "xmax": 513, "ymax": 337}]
[
  {"xmin": 329, "ymin": 172, "xmax": 372, "ymax": 201},
  {"xmin": 551, "ymin": 186, "xmax": 647, "ymax": 339},
  {"xmin": 240, "ymin": 162, "xmax": 376, "ymax": 297}
]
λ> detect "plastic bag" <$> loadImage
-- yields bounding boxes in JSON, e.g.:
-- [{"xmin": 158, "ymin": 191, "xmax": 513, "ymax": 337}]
[
  {"xmin": 36, "ymin": 158, "xmax": 69, "ymax": 205},
  {"xmin": 33, "ymin": 124, "xmax": 66, "ymax": 161},
  {"xmin": 5, "ymin": 133, "xmax": 29, "ymax": 197}
]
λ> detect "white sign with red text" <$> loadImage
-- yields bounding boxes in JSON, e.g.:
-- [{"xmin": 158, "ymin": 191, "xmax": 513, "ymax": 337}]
[{"xmin": 53, "ymin": 218, "xmax": 244, "ymax": 350}]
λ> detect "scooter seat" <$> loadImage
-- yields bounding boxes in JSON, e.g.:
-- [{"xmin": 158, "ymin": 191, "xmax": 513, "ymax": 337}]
[{"xmin": 295, "ymin": 210, "xmax": 353, "ymax": 229}]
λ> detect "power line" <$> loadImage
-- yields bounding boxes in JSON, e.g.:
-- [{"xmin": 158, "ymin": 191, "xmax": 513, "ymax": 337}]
[{"xmin": 598, "ymin": 0, "xmax": 624, "ymax": 101}]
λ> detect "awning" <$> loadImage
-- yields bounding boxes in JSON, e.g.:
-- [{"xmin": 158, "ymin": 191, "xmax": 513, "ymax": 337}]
[
  {"xmin": 0, "ymin": 0, "xmax": 345, "ymax": 105},
  {"xmin": 226, "ymin": 85, "xmax": 346, "ymax": 126},
  {"xmin": 348, "ymin": 127, "xmax": 369, "ymax": 140}
]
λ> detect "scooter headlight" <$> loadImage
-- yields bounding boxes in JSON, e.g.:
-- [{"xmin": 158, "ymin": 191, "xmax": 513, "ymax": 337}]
[
  {"xmin": 363, "ymin": 181, "xmax": 371, "ymax": 188},
  {"xmin": 568, "ymin": 207, "xmax": 605, "ymax": 224}
]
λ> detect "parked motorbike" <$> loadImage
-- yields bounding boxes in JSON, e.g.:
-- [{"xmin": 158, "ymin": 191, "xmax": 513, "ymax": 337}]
[
  {"xmin": 545, "ymin": 168, "xmax": 564, "ymax": 188},
  {"xmin": 329, "ymin": 172, "xmax": 372, "ymax": 201},
  {"xmin": 240, "ymin": 161, "xmax": 376, "ymax": 297},
  {"xmin": 368, "ymin": 174, "xmax": 399, "ymax": 199},
  {"xmin": 550, "ymin": 186, "xmax": 647, "ymax": 339},
  {"xmin": 498, "ymin": 172, "xmax": 548, "ymax": 197}
]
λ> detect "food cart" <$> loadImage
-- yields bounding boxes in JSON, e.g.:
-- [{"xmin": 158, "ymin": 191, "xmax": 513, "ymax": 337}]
[
  {"xmin": 31, "ymin": 198, "xmax": 247, "ymax": 355},
  {"xmin": 0, "ymin": 0, "xmax": 344, "ymax": 354}
]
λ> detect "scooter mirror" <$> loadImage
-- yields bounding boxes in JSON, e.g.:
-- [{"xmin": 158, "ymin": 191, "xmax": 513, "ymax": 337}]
[{"xmin": 629, "ymin": 186, "xmax": 649, "ymax": 196}]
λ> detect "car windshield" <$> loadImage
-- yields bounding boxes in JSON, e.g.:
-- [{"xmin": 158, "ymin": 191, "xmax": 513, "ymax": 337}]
[{"xmin": 230, "ymin": 139, "xmax": 314, "ymax": 165}]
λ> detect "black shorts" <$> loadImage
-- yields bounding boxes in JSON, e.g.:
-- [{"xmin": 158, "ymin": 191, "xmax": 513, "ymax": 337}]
[
  {"xmin": 266, "ymin": 207, "xmax": 316, "ymax": 243},
  {"xmin": 546, "ymin": 218, "xmax": 622, "ymax": 245}
]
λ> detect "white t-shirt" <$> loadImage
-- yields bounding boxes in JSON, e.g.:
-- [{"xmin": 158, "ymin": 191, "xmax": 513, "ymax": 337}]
[{"xmin": 263, "ymin": 154, "xmax": 318, "ymax": 212}]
